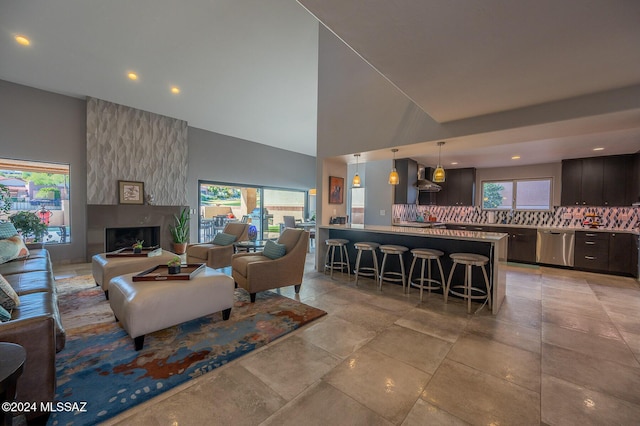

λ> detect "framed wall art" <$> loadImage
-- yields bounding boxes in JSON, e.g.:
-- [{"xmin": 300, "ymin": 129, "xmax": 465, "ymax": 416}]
[
  {"xmin": 118, "ymin": 180, "xmax": 145, "ymax": 205},
  {"xmin": 328, "ymin": 176, "xmax": 344, "ymax": 204}
]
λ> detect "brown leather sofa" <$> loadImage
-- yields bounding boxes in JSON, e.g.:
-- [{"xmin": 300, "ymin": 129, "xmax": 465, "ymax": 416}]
[
  {"xmin": 186, "ymin": 222, "xmax": 249, "ymax": 269},
  {"xmin": 0, "ymin": 244, "xmax": 65, "ymax": 422},
  {"xmin": 232, "ymin": 228, "xmax": 309, "ymax": 302}
]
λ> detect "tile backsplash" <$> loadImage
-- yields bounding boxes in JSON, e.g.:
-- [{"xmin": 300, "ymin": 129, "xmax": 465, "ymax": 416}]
[{"xmin": 392, "ymin": 204, "xmax": 640, "ymax": 230}]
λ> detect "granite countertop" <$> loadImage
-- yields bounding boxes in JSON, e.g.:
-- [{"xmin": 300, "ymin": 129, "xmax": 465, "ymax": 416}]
[
  {"xmin": 446, "ymin": 222, "xmax": 639, "ymax": 235},
  {"xmin": 319, "ymin": 224, "xmax": 508, "ymax": 243}
]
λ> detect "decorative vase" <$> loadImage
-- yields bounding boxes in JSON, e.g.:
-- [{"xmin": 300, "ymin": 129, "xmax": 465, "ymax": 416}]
[
  {"xmin": 133, "ymin": 247, "xmax": 142, "ymax": 254},
  {"xmin": 248, "ymin": 225, "xmax": 258, "ymax": 241},
  {"xmin": 168, "ymin": 265, "xmax": 181, "ymax": 274}
]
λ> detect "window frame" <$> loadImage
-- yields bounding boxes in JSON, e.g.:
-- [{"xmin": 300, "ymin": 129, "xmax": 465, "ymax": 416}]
[{"xmin": 481, "ymin": 177, "xmax": 553, "ymax": 212}]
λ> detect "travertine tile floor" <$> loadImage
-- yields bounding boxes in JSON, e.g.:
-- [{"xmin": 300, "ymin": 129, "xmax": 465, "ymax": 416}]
[{"xmin": 54, "ymin": 253, "xmax": 640, "ymax": 425}]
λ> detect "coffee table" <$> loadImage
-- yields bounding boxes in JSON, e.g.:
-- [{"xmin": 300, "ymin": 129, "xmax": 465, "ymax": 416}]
[
  {"xmin": 234, "ymin": 240, "xmax": 268, "ymax": 252},
  {"xmin": 108, "ymin": 266, "xmax": 234, "ymax": 350}
]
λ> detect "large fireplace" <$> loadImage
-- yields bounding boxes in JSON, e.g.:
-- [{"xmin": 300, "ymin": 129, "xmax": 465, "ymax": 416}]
[
  {"xmin": 86, "ymin": 204, "xmax": 187, "ymax": 260},
  {"xmin": 105, "ymin": 226, "xmax": 161, "ymax": 252}
]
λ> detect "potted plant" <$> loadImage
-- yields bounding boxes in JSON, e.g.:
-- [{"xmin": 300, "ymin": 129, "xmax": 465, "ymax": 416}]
[
  {"xmin": 169, "ymin": 208, "xmax": 190, "ymax": 254},
  {"xmin": 9, "ymin": 211, "xmax": 48, "ymax": 242},
  {"xmin": 132, "ymin": 240, "xmax": 144, "ymax": 253},
  {"xmin": 167, "ymin": 256, "xmax": 182, "ymax": 274}
]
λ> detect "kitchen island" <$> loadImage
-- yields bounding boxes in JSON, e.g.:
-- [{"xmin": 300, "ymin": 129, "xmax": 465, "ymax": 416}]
[{"xmin": 317, "ymin": 224, "xmax": 509, "ymax": 314}]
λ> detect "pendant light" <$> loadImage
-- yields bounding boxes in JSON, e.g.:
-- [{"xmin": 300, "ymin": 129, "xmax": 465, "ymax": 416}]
[
  {"xmin": 432, "ymin": 141, "xmax": 446, "ymax": 183},
  {"xmin": 388, "ymin": 149, "xmax": 399, "ymax": 185},
  {"xmin": 352, "ymin": 153, "xmax": 361, "ymax": 187}
]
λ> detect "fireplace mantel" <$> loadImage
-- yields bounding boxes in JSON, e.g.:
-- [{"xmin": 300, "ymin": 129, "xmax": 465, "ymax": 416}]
[{"xmin": 86, "ymin": 204, "xmax": 186, "ymax": 260}]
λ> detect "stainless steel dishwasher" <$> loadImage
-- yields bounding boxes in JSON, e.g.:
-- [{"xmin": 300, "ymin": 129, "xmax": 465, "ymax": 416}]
[{"xmin": 536, "ymin": 229, "xmax": 575, "ymax": 267}]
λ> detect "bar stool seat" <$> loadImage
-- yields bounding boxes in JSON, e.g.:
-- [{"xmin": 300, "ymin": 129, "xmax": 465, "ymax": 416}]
[
  {"xmin": 324, "ymin": 238, "xmax": 350, "ymax": 279},
  {"xmin": 378, "ymin": 245, "xmax": 408, "ymax": 291},
  {"xmin": 408, "ymin": 248, "xmax": 445, "ymax": 301},
  {"xmin": 445, "ymin": 252, "xmax": 491, "ymax": 314},
  {"xmin": 353, "ymin": 242, "xmax": 380, "ymax": 286}
]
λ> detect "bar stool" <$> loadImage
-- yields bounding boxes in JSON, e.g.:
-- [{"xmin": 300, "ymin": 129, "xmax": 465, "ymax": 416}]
[
  {"xmin": 378, "ymin": 245, "xmax": 408, "ymax": 291},
  {"xmin": 353, "ymin": 242, "xmax": 380, "ymax": 286},
  {"xmin": 324, "ymin": 239, "xmax": 350, "ymax": 279},
  {"xmin": 445, "ymin": 253, "xmax": 491, "ymax": 314},
  {"xmin": 408, "ymin": 248, "xmax": 445, "ymax": 301}
]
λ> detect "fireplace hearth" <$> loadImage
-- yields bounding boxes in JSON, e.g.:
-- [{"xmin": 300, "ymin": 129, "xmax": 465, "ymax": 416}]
[{"xmin": 86, "ymin": 204, "xmax": 187, "ymax": 260}]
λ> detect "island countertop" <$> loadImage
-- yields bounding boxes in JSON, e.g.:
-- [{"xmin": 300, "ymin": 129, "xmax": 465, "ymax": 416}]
[
  {"xmin": 318, "ymin": 224, "xmax": 508, "ymax": 242},
  {"xmin": 316, "ymin": 224, "xmax": 508, "ymax": 314}
]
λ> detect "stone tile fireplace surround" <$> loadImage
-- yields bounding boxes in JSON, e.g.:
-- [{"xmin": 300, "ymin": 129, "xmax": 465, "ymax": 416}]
[{"xmin": 87, "ymin": 204, "xmax": 185, "ymax": 260}]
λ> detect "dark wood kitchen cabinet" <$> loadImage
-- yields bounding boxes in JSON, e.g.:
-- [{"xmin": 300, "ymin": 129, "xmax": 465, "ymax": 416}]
[
  {"xmin": 608, "ymin": 232, "xmax": 633, "ymax": 275},
  {"xmin": 561, "ymin": 154, "xmax": 634, "ymax": 206},
  {"xmin": 505, "ymin": 227, "xmax": 537, "ymax": 264},
  {"xmin": 574, "ymin": 231, "xmax": 609, "ymax": 272},
  {"xmin": 436, "ymin": 168, "xmax": 475, "ymax": 206},
  {"xmin": 393, "ymin": 158, "xmax": 418, "ymax": 205},
  {"xmin": 575, "ymin": 231, "xmax": 636, "ymax": 276}
]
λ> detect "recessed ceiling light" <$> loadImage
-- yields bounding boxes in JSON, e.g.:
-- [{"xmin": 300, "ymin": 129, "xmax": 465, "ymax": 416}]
[
  {"xmin": 127, "ymin": 72, "xmax": 138, "ymax": 81},
  {"xmin": 511, "ymin": 155, "xmax": 521, "ymax": 160},
  {"xmin": 593, "ymin": 147, "xmax": 604, "ymax": 151},
  {"xmin": 171, "ymin": 86, "xmax": 180, "ymax": 94},
  {"xmin": 15, "ymin": 35, "xmax": 30, "ymax": 46},
  {"xmin": 450, "ymin": 162, "xmax": 458, "ymax": 165}
]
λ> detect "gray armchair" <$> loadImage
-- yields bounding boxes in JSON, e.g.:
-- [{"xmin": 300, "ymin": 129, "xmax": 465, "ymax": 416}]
[
  {"xmin": 186, "ymin": 222, "xmax": 249, "ymax": 269},
  {"xmin": 231, "ymin": 228, "xmax": 308, "ymax": 302}
]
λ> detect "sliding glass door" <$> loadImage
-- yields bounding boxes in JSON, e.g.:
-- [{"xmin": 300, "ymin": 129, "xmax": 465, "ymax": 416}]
[{"xmin": 198, "ymin": 181, "xmax": 307, "ymax": 242}]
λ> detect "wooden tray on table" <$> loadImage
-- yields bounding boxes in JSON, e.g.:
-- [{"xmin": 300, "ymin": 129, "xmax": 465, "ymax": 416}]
[
  {"xmin": 106, "ymin": 246, "xmax": 161, "ymax": 258},
  {"xmin": 132, "ymin": 263, "xmax": 205, "ymax": 281}
]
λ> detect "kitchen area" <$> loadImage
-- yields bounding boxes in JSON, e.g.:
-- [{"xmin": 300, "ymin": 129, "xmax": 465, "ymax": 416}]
[{"xmin": 318, "ymin": 152, "xmax": 640, "ymax": 298}]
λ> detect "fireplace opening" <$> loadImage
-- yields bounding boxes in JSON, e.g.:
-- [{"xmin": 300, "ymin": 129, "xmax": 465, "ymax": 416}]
[{"xmin": 105, "ymin": 226, "xmax": 161, "ymax": 252}]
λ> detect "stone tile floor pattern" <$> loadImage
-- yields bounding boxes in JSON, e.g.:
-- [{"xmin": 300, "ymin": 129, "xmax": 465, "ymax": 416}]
[{"xmin": 54, "ymin": 254, "xmax": 640, "ymax": 425}]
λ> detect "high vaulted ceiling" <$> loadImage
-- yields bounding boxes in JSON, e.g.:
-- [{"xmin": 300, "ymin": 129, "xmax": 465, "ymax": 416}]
[
  {"xmin": 0, "ymin": 0, "xmax": 319, "ymax": 156},
  {"xmin": 2, "ymin": 1, "xmax": 640, "ymax": 166}
]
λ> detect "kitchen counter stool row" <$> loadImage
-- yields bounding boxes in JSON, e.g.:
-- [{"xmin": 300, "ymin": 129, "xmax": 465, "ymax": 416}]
[{"xmin": 324, "ymin": 238, "xmax": 491, "ymax": 313}]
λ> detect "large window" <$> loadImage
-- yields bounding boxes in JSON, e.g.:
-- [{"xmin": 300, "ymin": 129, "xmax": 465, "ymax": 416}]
[
  {"xmin": 198, "ymin": 181, "xmax": 308, "ymax": 242},
  {"xmin": 0, "ymin": 158, "xmax": 71, "ymax": 244},
  {"xmin": 482, "ymin": 178, "xmax": 552, "ymax": 211}
]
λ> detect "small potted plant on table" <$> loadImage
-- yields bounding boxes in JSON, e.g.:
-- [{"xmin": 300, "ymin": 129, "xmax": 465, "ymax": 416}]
[
  {"xmin": 167, "ymin": 256, "xmax": 182, "ymax": 274},
  {"xmin": 132, "ymin": 240, "xmax": 144, "ymax": 254}
]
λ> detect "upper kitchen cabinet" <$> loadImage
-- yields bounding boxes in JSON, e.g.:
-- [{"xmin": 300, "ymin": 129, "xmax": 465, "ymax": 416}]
[
  {"xmin": 393, "ymin": 158, "xmax": 418, "ymax": 205},
  {"xmin": 436, "ymin": 168, "xmax": 476, "ymax": 206},
  {"xmin": 561, "ymin": 154, "xmax": 634, "ymax": 206}
]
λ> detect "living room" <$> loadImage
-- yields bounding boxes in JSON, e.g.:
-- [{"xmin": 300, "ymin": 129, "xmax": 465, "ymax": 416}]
[{"xmin": 2, "ymin": 1, "xmax": 640, "ymax": 425}]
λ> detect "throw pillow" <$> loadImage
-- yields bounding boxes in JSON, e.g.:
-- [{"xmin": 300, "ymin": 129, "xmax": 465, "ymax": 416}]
[
  {"xmin": 0, "ymin": 222, "xmax": 18, "ymax": 239},
  {"xmin": 212, "ymin": 232, "xmax": 237, "ymax": 246},
  {"xmin": 263, "ymin": 240, "xmax": 286, "ymax": 260},
  {"xmin": 0, "ymin": 235, "xmax": 30, "ymax": 265},
  {"xmin": 0, "ymin": 273, "xmax": 20, "ymax": 310},
  {"xmin": 0, "ymin": 305, "xmax": 11, "ymax": 322}
]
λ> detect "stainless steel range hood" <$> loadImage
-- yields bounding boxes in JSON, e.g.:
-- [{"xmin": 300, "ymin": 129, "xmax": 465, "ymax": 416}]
[{"xmin": 415, "ymin": 164, "xmax": 441, "ymax": 192}]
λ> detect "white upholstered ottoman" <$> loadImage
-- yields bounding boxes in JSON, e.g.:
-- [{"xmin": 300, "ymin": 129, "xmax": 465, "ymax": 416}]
[
  {"xmin": 92, "ymin": 249, "xmax": 177, "ymax": 299},
  {"xmin": 108, "ymin": 267, "xmax": 234, "ymax": 350}
]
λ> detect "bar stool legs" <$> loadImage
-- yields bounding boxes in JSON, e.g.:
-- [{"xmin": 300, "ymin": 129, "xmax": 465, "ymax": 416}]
[
  {"xmin": 378, "ymin": 245, "xmax": 408, "ymax": 291},
  {"xmin": 408, "ymin": 248, "xmax": 445, "ymax": 301},
  {"xmin": 445, "ymin": 253, "xmax": 491, "ymax": 314},
  {"xmin": 353, "ymin": 242, "xmax": 380, "ymax": 286},
  {"xmin": 324, "ymin": 239, "xmax": 350, "ymax": 279}
]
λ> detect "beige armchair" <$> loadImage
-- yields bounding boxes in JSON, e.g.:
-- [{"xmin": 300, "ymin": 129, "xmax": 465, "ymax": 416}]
[
  {"xmin": 232, "ymin": 228, "xmax": 309, "ymax": 302},
  {"xmin": 186, "ymin": 222, "xmax": 249, "ymax": 269}
]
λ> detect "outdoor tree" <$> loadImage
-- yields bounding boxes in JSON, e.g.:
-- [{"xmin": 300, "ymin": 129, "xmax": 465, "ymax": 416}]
[
  {"xmin": 482, "ymin": 183, "xmax": 505, "ymax": 209},
  {"xmin": 0, "ymin": 184, "xmax": 11, "ymax": 216}
]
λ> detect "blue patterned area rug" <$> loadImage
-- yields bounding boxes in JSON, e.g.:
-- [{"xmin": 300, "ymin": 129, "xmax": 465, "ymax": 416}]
[{"xmin": 48, "ymin": 275, "xmax": 326, "ymax": 426}]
